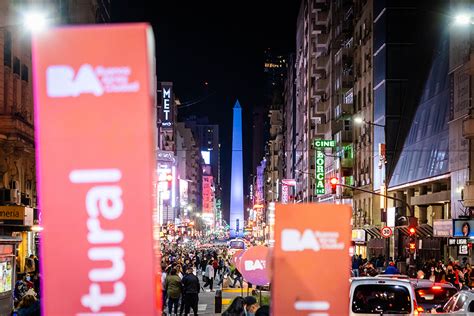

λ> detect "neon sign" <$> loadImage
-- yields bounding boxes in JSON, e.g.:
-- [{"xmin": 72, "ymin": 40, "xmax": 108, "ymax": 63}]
[{"xmin": 314, "ymin": 139, "xmax": 335, "ymax": 195}]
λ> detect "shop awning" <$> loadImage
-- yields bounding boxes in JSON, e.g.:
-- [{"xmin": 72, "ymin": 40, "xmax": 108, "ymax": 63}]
[
  {"xmin": 396, "ymin": 224, "xmax": 433, "ymax": 238},
  {"xmin": 363, "ymin": 226, "xmax": 383, "ymax": 239}
]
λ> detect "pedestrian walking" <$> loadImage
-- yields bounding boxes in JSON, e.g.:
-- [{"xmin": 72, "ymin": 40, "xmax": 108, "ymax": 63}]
[
  {"xmin": 165, "ymin": 268, "xmax": 182, "ymax": 315},
  {"xmin": 230, "ymin": 268, "xmax": 243, "ymax": 288},
  {"xmin": 203, "ymin": 260, "xmax": 215, "ymax": 292},
  {"xmin": 182, "ymin": 266, "xmax": 200, "ymax": 316}
]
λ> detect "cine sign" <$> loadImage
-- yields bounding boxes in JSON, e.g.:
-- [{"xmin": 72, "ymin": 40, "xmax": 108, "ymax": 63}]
[
  {"xmin": 161, "ymin": 82, "xmax": 173, "ymax": 129},
  {"xmin": 314, "ymin": 139, "xmax": 336, "ymax": 195}
]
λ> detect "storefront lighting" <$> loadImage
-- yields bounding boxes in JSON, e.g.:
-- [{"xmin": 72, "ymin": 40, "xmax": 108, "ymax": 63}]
[{"xmin": 31, "ymin": 225, "xmax": 44, "ymax": 232}]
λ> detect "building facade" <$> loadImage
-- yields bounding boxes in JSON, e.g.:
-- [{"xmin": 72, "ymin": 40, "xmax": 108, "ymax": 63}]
[{"xmin": 0, "ymin": 0, "xmax": 110, "ymax": 273}]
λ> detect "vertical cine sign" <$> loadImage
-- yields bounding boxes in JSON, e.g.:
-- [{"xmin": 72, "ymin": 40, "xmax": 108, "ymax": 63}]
[
  {"xmin": 33, "ymin": 24, "xmax": 160, "ymax": 314},
  {"xmin": 314, "ymin": 140, "xmax": 335, "ymax": 195}
]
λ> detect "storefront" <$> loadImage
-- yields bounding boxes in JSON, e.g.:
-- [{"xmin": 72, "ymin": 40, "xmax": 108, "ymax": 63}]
[
  {"xmin": 352, "ymin": 229, "xmax": 367, "ymax": 258},
  {"xmin": 0, "ymin": 206, "xmax": 37, "ymax": 274}
]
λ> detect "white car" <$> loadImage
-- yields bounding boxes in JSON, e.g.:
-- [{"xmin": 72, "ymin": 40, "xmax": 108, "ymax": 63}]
[
  {"xmin": 350, "ymin": 277, "xmax": 422, "ymax": 315},
  {"xmin": 434, "ymin": 290, "xmax": 474, "ymax": 314}
]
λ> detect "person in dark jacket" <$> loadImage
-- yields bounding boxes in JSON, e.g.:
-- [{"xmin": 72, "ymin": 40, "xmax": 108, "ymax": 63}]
[{"xmin": 182, "ymin": 266, "xmax": 200, "ymax": 316}]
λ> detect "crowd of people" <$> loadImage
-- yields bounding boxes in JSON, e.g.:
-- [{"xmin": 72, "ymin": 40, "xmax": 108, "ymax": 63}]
[
  {"xmin": 351, "ymin": 254, "xmax": 474, "ymax": 289},
  {"xmin": 161, "ymin": 243, "xmax": 269, "ymax": 315}
]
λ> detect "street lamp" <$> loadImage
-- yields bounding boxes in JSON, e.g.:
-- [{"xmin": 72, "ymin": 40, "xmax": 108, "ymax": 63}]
[
  {"xmin": 353, "ymin": 115, "xmax": 385, "ymax": 128},
  {"xmin": 23, "ymin": 11, "xmax": 49, "ymax": 33},
  {"xmin": 454, "ymin": 13, "xmax": 472, "ymax": 26}
]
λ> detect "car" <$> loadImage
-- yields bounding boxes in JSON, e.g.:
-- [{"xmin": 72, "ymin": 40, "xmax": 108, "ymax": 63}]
[
  {"xmin": 375, "ymin": 274, "xmax": 410, "ymax": 279},
  {"xmin": 350, "ymin": 277, "xmax": 421, "ymax": 315},
  {"xmin": 433, "ymin": 290, "xmax": 474, "ymax": 314},
  {"xmin": 410, "ymin": 279, "xmax": 457, "ymax": 313}
]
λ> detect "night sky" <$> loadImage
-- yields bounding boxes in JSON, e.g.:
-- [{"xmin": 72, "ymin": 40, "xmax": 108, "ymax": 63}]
[{"xmin": 112, "ymin": 1, "xmax": 300, "ymax": 219}]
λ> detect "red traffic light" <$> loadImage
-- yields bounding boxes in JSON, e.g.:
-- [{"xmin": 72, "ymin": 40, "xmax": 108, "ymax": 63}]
[
  {"xmin": 330, "ymin": 177, "xmax": 339, "ymax": 185},
  {"xmin": 409, "ymin": 227, "xmax": 416, "ymax": 235}
]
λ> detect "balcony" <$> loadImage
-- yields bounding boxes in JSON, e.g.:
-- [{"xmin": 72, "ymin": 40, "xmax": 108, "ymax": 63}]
[
  {"xmin": 463, "ymin": 117, "xmax": 474, "ymax": 139},
  {"xmin": 329, "ymin": 120, "xmax": 343, "ymax": 134},
  {"xmin": 316, "ymin": 11, "xmax": 329, "ymax": 25},
  {"xmin": 316, "ymin": 33, "xmax": 329, "ymax": 47},
  {"xmin": 335, "ymin": 130, "xmax": 352, "ymax": 144},
  {"xmin": 334, "ymin": 102, "xmax": 353, "ymax": 119},
  {"xmin": 315, "ymin": 77, "xmax": 329, "ymax": 95},
  {"xmin": 316, "ymin": 99, "xmax": 328, "ymax": 113},
  {"xmin": 464, "ymin": 182, "xmax": 474, "ymax": 207},
  {"xmin": 316, "ymin": 53, "xmax": 329, "ymax": 68},
  {"xmin": 0, "ymin": 114, "xmax": 34, "ymax": 145}
]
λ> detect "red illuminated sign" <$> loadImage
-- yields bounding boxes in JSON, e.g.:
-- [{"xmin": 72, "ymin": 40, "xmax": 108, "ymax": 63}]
[
  {"xmin": 33, "ymin": 24, "xmax": 160, "ymax": 314},
  {"xmin": 202, "ymin": 175, "xmax": 214, "ymax": 214}
]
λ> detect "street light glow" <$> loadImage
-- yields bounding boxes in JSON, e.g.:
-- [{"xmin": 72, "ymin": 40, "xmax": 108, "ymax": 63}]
[
  {"xmin": 23, "ymin": 11, "xmax": 48, "ymax": 32},
  {"xmin": 353, "ymin": 116, "xmax": 364, "ymax": 125},
  {"xmin": 454, "ymin": 13, "xmax": 472, "ymax": 26}
]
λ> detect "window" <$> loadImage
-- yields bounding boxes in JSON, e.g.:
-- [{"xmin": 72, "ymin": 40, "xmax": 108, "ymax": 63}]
[
  {"xmin": 3, "ymin": 31, "xmax": 11, "ymax": 67},
  {"xmin": 358, "ymin": 91, "xmax": 362, "ymax": 111},
  {"xmin": 368, "ymin": 82, "xmax": 372, "ymax": 102},
  {"xmin": 453, "ymin": 294, "xmax": 467, "ymax": 312},
  {"xmin": 363, "ymin": 87, "xmax": 366, "ymax": 107},
  {"xmin": 21, "ymin": 64, "xmax": 29, "ymax": 82},
  {"xmin": 352, "ymin": 284, "xmax": 412, "ymax": 314},
  {"xmin": 415, "ymin": 287, "xmax": 457, "ymax": 307},
  {"xmin": 13, "ymin": 57, "xmax": 20, "ymax": 75}
]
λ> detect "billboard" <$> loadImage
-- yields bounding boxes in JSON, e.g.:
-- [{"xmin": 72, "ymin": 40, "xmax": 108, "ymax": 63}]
[
  {"xmin": 32, "ymin": 24, "xmax": 160, "ymax": 314},
  {"xmin": 453, "ymin": 219, "xmax": 474, "ymax": 237},
  {"xmin": 160, "ymin": 82, "xmax": 173, "ymax": 129},
  {"xmin": 273, "ymin": 203, "xmax": 351, "ymax": 315},
  {"xmin": 202, "ymin": 175, "xmax": 214, "ymax": 215}
]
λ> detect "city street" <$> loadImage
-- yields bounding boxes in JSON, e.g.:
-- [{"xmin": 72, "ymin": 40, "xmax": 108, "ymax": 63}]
[{"xmin": 1, "ymin": 0, "xmax": 474, "ymax": 314}]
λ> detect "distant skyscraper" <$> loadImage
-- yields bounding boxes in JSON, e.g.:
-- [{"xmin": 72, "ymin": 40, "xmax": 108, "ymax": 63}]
[{"xmin": 230, "ymin": 100, "xmax": 244, "ymax": 237}]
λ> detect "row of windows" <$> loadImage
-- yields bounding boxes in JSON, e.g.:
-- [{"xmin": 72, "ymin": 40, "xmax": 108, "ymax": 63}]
[
  {"xmin": 353, "ymin": 82, "xmax": 372, "ymax": 111},
  {"xmin": 3, "ymin": 31, "xmax": 29, "ymax": 82}
]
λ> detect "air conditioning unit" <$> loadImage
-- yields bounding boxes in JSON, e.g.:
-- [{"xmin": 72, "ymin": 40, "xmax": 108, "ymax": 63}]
[{"xmin": 10, "ymin": 189, "xmax": 20, "ymax": 205}]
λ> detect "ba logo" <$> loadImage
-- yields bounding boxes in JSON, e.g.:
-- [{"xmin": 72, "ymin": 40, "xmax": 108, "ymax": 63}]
[
  {"xmin": 281, "ymin": 228, "xmax": 345, "ymax": 252},
  {"xmin": 46, "ymin": 64, "xmax": 139, "ymax": 98},
  {"xmin": 244, "ymin": 259, "xmax": 266, "ymax": 271}
]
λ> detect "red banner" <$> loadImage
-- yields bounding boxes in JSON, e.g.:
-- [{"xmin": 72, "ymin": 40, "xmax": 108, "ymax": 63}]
[
  {"xmin": 33, "ymin": 24, "xmax": 160, "ymax": 314},
  {"xmin": 272, "ymin": 204, "xmax": 351, "ymax": 315}
]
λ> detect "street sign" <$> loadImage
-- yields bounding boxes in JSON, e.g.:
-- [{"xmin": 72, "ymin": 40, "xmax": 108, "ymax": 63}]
[
  {"xmin": 381, "ymin": 226, "xmax": 393, "ymax": 238},
  {"xmin": 273, "ymin": 203, "xmax": 351, "ymax": 315},
  {"xmin": 33, "ymin": 24, "xmax": 160, "ymax": 314}
]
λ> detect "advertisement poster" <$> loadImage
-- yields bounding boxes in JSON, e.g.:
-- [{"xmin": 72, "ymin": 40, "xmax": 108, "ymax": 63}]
[
  {"xmin": 0, "ymin": 260, "xmax": 12, "ymax": 293},
  {"xmin": 33, "ymin": 24, "xmax": 160, "ymax": 314},
  {"xmin": 272, "ymin": 203, "xmax": 351, "ymax": 315}
]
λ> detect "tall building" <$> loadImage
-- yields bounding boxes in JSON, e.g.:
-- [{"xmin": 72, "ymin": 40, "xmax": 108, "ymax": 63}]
[
  {"xmin": 264, "ymin": 109, "xmax": 284, "ymax": 203},
  {"xmin": 176, "ymin": 123, "xmax": 202, "ymax": 218},
  {"xmin": 351, "ymin": 0, "xmax": 374, "ymax": 257},
  {"xmin": 292, "ymin": 0, "xmax": 354, "ymax": 203},
  {"xmin": 184, "ymin": 116, "xmax": 221, "ymax": 224},
  {"xmin": 230, "ymin": 100, "xmax": 244, "ymax": 237},
  {"xmin": 283, "ymin": 54, "xmax": 297, "ymax": 181}
]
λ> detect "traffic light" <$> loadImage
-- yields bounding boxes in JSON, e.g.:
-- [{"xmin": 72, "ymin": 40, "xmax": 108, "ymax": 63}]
[
  {"xmin": 165, "ymin": 171, "xmax": 173, "ymax": 190},
  {"xmin": 330, "ymin": 177, "xmax": 339, "ymax": 194},
  {"xmin": 408, "ymin": 226, "xmax": 416, "ymax": 253}
]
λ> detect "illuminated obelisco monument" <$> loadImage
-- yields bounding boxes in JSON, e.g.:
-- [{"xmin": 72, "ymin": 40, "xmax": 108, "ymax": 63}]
[{"xmin": 230, "ymin": 100, "xmax": 244, "ymax": 238}]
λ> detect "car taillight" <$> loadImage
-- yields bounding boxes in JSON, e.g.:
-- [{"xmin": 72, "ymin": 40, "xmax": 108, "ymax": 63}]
[
  {"xmin": 432, "ymin": 285, "xmax": 442, "ymax": 290},
  {"xmin": 414, "ymin": 300, "xmax": 424, "ymax": 315}
]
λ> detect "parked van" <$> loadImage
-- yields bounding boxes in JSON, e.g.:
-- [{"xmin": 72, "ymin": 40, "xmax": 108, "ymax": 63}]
[{"xmin": 350, "ymin": 277, "xmax": 421, "ymax": 315}]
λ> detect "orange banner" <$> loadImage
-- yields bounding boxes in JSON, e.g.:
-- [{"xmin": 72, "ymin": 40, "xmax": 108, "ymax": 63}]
[{"xmin": 272, "ymin": 203, "xmax": 351, "ymax": 315}]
